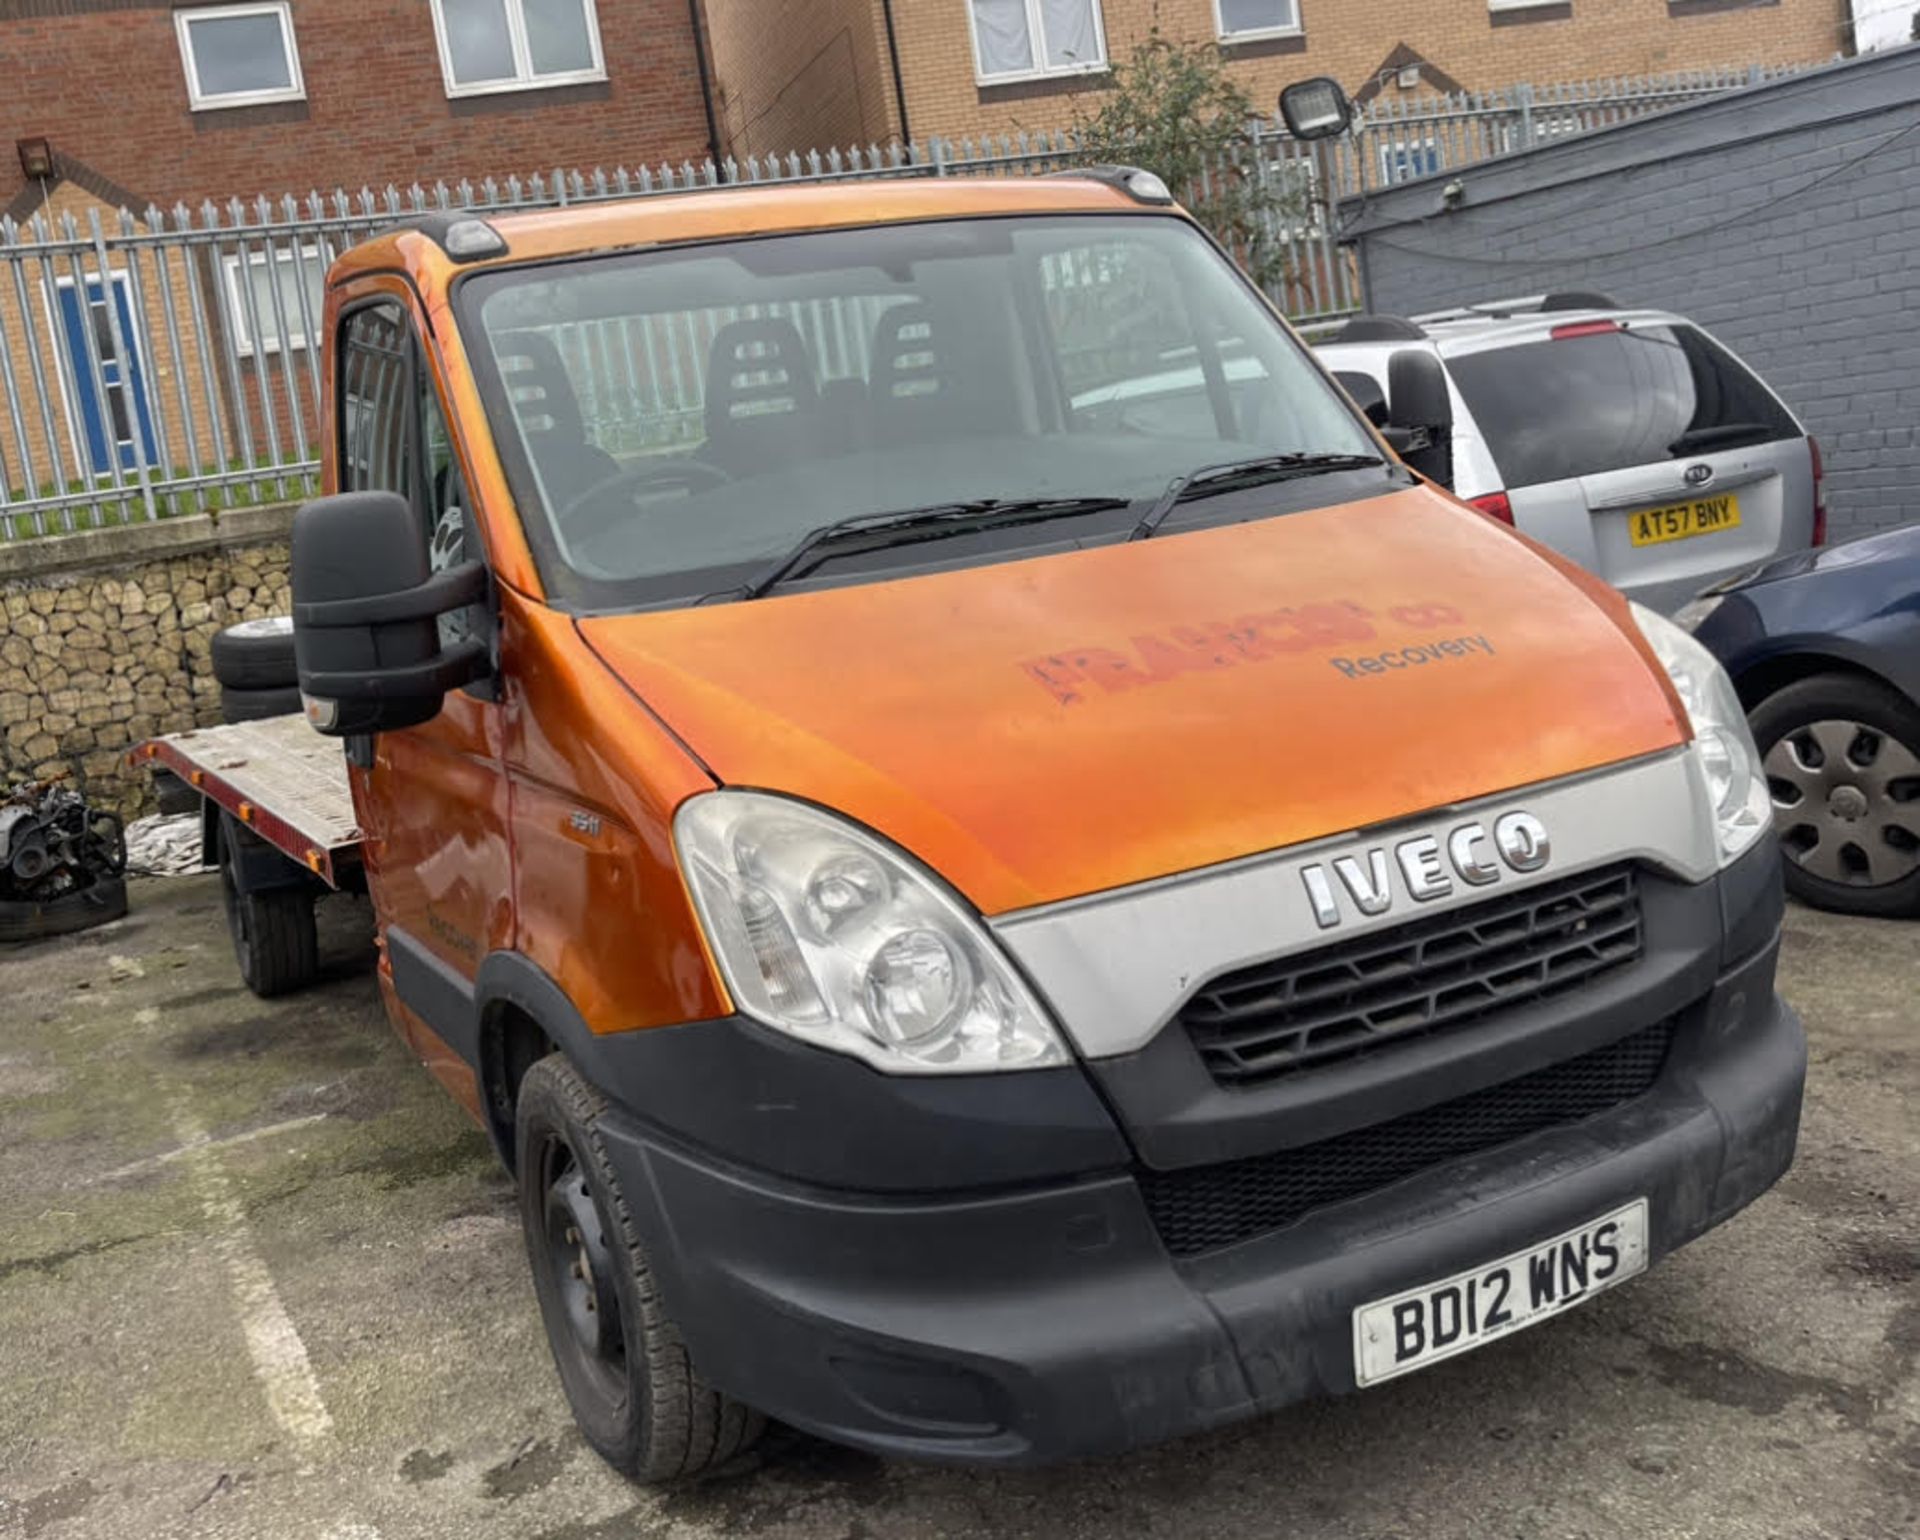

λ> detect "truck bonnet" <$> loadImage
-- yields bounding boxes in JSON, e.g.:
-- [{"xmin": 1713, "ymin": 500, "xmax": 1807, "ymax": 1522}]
[{"xmin": 577, "ymin": 487, "xmax": 1688, "ymax": 915}]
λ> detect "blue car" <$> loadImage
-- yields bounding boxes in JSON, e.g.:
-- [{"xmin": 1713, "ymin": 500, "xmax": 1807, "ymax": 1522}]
[{"xmin": 1682, "ymin": 526, "xmax": 1920, "ymax": 917}]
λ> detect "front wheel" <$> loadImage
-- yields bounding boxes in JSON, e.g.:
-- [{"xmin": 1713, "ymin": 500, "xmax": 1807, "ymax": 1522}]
[
  {"xmin": 515, "ymin": 1055, "xmax": 763, "ymax": 1482},
  {"xmin": 1750, "ymin": 672, "xmax": 1920, "ymax": 918}
]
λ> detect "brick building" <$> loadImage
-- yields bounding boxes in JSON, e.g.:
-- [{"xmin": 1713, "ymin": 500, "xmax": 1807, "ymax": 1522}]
[
  {"xmin": 0, "ymin": 0, "xmax": 720, "ymax": 505},
  {"xmin": 1, "ymin": 0, "xmax": 718, "ymax": 214},
  {"xmin": 699, "ymin": 0, "xmax": 1848, "ymax": 155}
]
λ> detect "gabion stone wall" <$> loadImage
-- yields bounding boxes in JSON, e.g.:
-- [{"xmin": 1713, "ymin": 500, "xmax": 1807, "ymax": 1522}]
[{"xmin": 0, "ymin": 508, "xmax": 295, "ymax": 815}]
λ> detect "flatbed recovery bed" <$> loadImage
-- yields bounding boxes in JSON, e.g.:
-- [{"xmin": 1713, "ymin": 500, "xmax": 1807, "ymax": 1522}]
[{"xmin": 134, "ymin": 716, "xmax": 361, "ymax": 889}]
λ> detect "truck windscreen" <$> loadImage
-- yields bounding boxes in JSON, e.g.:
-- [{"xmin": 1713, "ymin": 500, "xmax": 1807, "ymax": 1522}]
[{"xmin": 458, "ymin": 214, "xmax": 1378, "ymax": 607}]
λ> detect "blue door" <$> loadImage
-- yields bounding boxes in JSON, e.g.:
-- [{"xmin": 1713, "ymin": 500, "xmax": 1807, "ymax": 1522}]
[{"xmin": 56, "ymin": 274, "xmax": 159, "ymax": 475}]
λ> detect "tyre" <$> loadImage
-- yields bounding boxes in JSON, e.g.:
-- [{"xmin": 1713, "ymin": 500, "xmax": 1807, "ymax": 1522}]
[
  {"xmin": 210, "ymin": 616, "xmax": 297, "ymax": 690},
  {"xmin": 0, "ymin": 875, "xmax": 128, "ymax": 944},
  {"xmin": 515, "ymin": 1054, "xmax": 763, "ymax": 1482},
  {"xmin": 219, "ymin": 683, "xmax": 304, "ymax": 724},
  {"xmin": 219, "ymin": 833, "xmax": 318, "ymax": 995},
  {"xmin": 153, "ymin": 770, "xmax": 201, "ymax": 817},
  {"xmin": 1750, "ymin": 672, "xmax": 1920, "ymax": 918}
]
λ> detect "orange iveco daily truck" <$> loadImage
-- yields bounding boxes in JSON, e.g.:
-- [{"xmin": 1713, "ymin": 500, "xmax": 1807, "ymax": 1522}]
[{"xmin": 145, "ymin": 170, "xmax": 1806, "ymax": 1480}]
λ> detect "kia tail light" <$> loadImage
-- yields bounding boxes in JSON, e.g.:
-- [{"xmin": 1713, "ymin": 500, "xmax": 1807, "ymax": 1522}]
[
  {"xmin": 1468, "ymin": 491, "xmax": 1514, "ymax": 525},
  {"xmin": 1808, "ymin": 436, "xmax": 1827, "ymax": 548}
]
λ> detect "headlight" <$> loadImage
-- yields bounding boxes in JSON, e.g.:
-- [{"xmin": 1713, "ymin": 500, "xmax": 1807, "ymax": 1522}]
[
  {"xmin": 1630, "ymin": 602, "xmax": 1770, "ymax": 863},
  {"xmin": 674, "ymin": 792, "xmax": 1067, "ymax": 1074}
]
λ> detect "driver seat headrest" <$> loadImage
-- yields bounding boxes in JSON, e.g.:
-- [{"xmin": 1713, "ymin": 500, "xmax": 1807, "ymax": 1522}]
[{"xmin": 703, "ymin": 318, "xmax": 820, "ymax": 472}]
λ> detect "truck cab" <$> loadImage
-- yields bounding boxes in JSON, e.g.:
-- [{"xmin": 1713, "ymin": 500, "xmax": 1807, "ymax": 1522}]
[{"xmin": 224, "ymin": 173, "xmax": 1802, "ymax": 1478}]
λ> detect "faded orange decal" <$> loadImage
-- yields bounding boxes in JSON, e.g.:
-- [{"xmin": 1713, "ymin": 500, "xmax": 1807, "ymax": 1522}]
[{"xmin": 1025, "ymin": 598, "xmax": 1472, "ymax": 705}]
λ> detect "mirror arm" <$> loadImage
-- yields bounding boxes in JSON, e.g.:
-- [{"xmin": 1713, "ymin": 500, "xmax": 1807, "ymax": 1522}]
[
  {"xmin": 303, "ymin": 638, "xmax": 489, "ymax": 702},
  {"xmin": 294, "ymin": 560, "xmax": 487, "ymax": 629}
]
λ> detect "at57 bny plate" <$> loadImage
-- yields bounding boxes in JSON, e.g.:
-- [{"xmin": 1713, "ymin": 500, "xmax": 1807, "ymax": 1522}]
[
  {"xmin": 1628, "ymin": 493, "xmax": 1741, "ymax": 547},
  {"xmin": 1353, "ymin": 1199, "xmax": 1649, "ymax": 1387}
]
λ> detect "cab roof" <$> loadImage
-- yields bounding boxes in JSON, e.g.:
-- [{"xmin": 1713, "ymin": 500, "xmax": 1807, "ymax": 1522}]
[{"xmin": 330, "ymin": 175, "xmax": 1155, "ymax": 288}]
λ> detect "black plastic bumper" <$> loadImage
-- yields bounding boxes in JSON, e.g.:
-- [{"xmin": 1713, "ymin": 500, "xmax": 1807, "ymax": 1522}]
[{"xmin": 596, "ymin": 942, "xmax": 1804, "ymax": 1466}]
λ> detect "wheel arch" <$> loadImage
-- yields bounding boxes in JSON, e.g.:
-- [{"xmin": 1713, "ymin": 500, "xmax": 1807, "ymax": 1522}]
[
  {"xmin": 474, "ymin": 951, "xmax": 600, "ymax": 1173},
  {"xmin": 1731, "ymin": 648, "xmax": 1911, "ymax": 715}
]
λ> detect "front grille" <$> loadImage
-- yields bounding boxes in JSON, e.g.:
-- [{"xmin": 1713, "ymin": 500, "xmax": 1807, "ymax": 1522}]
[
  {"xmin": 1182, "ymin": 864, "xmax": 1643, "ymax": 1087},
  {"xmin": 1140, "ymin": 1018, "xmax": 1675, "ymax": 1258}
]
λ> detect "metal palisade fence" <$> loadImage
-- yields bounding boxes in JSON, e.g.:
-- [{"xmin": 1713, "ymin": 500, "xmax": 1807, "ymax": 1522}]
[{"xmin": 0, "ymin": 63, "xmax": 1809, "ymax": 540}]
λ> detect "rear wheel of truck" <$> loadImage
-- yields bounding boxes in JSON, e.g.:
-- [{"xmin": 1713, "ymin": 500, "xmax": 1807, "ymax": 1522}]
[
  {"xmin": 219, "ymin": 826, "xmax": 318, "ymax": 996},
  {"xmin": 1751, "ymin": 672, "xmax": 1920, "ymax": 918},
  {"xmin": 515, "ymin": 1054, "xmax": 764, "ymax": 1483}
]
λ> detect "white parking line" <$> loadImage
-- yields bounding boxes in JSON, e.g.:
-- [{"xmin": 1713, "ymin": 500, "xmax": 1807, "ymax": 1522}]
[
  {"xmin": 94, "ymin": 1114, "xmax": 330, "ymax": 1184},
  {"xmin": 172, "ymin": 1102, "xmax": 334, "ymax": 1443}
]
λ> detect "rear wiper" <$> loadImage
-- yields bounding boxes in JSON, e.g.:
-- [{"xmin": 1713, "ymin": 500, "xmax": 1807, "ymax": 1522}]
[
  {"xmin": 714, "ymin": 496, "xmax": 1131, "ymax": 602},
  {"xmin": 1130, "ymin": 453, "xmax": 1386, "ymax": 541},
  {"xmin": 1668, "ymin": 423, "xmax": 1774, "ymax": 455}
]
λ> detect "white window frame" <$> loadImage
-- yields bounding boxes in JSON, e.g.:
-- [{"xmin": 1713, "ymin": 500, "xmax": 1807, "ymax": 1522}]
[
  {"xmin": 1212, "ymin": 0, "xmax": 1303, "ymax": 43},
  {"xmin": 174, "ymin": 2, "xmax": 306, "ymax": 111},
  {"xmin": 428, "ymin": 0, "xmax": 608, "ymax": 99},
  {"xmin": 1487, "ymin": 0, "xmax": 1566, "ymax": 11},
  {"xmin": 220, "ymin": 244, "xmax": 331, "ymax": 358},
  {"xmin": 967, "ymin": 0, "xmax": 1109, "ymax": 87}
]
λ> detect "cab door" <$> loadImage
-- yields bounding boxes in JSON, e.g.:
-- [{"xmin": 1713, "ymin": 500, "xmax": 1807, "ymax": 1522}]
[{"xmin": 333, "ymin": 286, "xmax": 508, "ymax": 1110}]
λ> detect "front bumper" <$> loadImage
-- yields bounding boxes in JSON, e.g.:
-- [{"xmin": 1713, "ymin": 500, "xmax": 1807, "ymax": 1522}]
[{"xmin": 597, "ymin": 942, "xmax": 1804, "ymax": 1466}]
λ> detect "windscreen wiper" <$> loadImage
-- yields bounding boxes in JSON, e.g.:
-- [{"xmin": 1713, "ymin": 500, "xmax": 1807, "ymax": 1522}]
[
  {"xmin": 714, "ymin": 496, "xmax": 1131, "ymax": 602},
  {"xmin": 1130, "ymin": 452, "xmax": 1386, "ymax": 542}
]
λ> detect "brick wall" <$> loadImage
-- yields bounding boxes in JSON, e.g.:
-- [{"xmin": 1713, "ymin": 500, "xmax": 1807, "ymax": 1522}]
[
  {"xmin": 1349, "ymin": 46, "xmax": 1920, "ymax": 542},
  {"xmin": 727, "ymin": 0, "xmax": 1846, "ymax": 151},
  {"xmin": 0, "ymin": 506, "xmax": 295, "ymax": 813},
  {"xmin": 0, "ymin": 0, "xmax": 714, "ymax": 212},
  {"xmin": 702, "ymin": 0, "xmax": 901, "ymax": 159}
]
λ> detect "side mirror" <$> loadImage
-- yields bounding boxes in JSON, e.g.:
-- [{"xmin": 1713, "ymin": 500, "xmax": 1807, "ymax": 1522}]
[
  {"xmin": 1384, "ymin": 347, "xmax": 1455, "ymax": 489},
  {"xmin": 291, "ymin": 491, "xmax": 488, "ymax": 737},
  {"xmin": 1279, "ymin": 77, "xmax": 1354, "ymax": 142}
]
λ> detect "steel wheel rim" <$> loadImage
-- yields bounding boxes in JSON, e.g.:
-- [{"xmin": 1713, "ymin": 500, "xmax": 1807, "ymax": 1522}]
[
  {"xmin": 536, "ymin": 1135, "xmax": 628, "ymax": 1406},
  {"xmin": 1764, "ymin": 717, "xmax": 1920, "ymax": 887},
  {"xmin": 220, "ymin": 850, "xmax": 253, "ymax": 975}
]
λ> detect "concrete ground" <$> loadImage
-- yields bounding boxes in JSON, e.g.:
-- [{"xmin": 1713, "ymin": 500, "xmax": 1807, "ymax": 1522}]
[{"xmin": 0, "ymin": 877, "xmax": 1914, "ymax": 1540}]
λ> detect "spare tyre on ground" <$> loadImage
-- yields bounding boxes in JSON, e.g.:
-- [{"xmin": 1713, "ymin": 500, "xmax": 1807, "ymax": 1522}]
[
  {"xmin": 210, "ymin": 616, "xmax": 296, "ymax": 691},
  {"xmin": 219, "ymin": 684, "xmax": 305, "ymax": 723},
  {"xmin": 210, "ymin": 617, "xmax": 301, "ymax": 723}
]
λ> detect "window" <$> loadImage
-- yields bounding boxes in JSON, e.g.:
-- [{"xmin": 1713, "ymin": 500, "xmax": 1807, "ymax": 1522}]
[
  {"xmin": 1378, "ymin": 137, "xmax": 1442, "ymax": 185},
  {"xmin": 1446, "ymin": 325, "xmax": 1800, "ymax": 489},
  {"xmin": 221, "ymin": 244, "xmax": 332, "ymax": 358},
  {"xmin": 430, "ymin": 0, "xmax": 605, "ymax": 97},
  {"xmin": 459, "ymin": 215, "xmax": 1376, "ymax": 609},
  {"xmin": 1214, "ymin": 0, "xmax": 1302, "ymax": 41},
  {"xmin": 175, "ymin": 3, "xmax": 304, "ymax": 110},
  {"xmin": 968, "ymin": 0, "xmax": 1107, "ymax": 84},
  {"xmin": 338, "ymin": 302, "xmax": 481, "ymax": 646}
]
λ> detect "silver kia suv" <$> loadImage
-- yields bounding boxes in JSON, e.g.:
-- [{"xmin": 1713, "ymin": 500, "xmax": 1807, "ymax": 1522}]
[{"xmin": 1313, "ymin": 294, "xmax": 1824, "ymax": 614}]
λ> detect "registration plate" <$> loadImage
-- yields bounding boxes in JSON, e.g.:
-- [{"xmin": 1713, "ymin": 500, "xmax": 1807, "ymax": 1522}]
[
  {"xmin": 1353, "ymin": 1200, "xmax": 1648, "ymax": 1387},
  {"xmin": 1628, "ymin": 493, "xmax": 1741, "ymax": 547}
]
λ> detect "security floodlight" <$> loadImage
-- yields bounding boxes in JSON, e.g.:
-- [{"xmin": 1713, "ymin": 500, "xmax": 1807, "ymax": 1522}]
[{"xmin": 1279, "ymin": 78, "xmax": 1354, "ymax": 142}]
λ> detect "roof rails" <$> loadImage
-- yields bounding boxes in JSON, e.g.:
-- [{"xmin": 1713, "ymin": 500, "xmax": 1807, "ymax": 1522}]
[
  {"xmin": 1326, "ymin": 314, "xmax": 1428, "ymax": 343},
  {"xmin": 1412, "ymin": 291, "xmax": 1622, "ymax": 324}
]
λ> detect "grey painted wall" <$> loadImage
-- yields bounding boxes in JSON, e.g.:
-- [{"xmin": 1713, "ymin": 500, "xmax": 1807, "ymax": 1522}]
[{"xmin": 1347, "ymin": 46, "xmax": 1920, "ymax": 542}]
